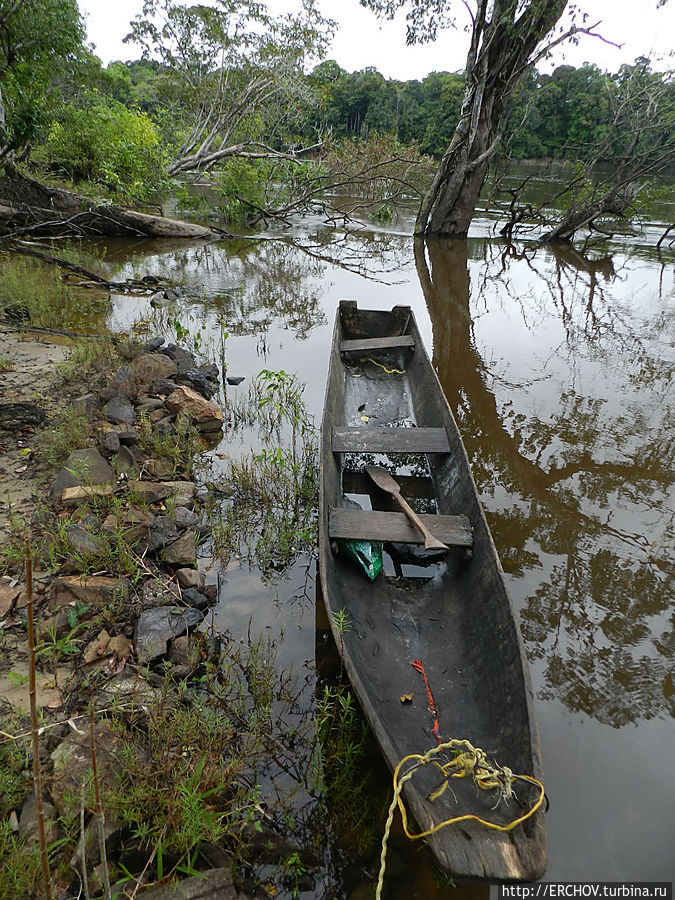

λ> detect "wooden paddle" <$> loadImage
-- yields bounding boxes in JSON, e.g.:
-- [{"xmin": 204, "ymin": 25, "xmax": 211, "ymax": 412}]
[{"xmin": 365, "ymin": 465, "xmax": 448, "ymax": 551}]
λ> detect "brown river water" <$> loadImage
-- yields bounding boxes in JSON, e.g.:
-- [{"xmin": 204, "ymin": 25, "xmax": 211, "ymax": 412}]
[{"xmin": 70, "ymin": 205, "xmax": 673, "ymax": 894}]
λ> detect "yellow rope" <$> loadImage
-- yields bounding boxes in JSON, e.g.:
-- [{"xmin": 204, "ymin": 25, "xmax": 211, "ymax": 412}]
[
  {"xmin": 358, "ymin": 357, "xmax": 406, "ymax": 375},
  {"xmin": 375, "ymin": 738, "xmax": 545, "ymax": 900}
]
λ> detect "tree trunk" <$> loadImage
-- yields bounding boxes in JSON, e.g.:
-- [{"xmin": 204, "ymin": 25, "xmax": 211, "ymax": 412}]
[
  {"xmin": 416, "ymin": 0, "xmax": 569, "ymax": 238},
  {"xmin": 0, "ymin": 167, "xmax": 221, "ymax": 239},
  {"xmin": 416, "ymin": 98, "xmax": 498, "ymax": 236}
]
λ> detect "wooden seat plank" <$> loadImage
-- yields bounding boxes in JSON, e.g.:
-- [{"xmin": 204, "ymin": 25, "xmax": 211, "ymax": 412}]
[
  {"xmin": 340, "ymin": 335, "xmax": 415, "ymax": 353},
  {"xmin": 329, "ymin": 507, "xmax": 472, "ymax": 548},
  {"xmin": 332, "ymin": 426, "xmax": 450, "ymax": 454}
]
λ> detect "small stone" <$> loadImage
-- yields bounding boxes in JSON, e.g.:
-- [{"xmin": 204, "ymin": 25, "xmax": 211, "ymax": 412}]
[
  {"xmin": 168, "ymin": 634, "xmax": 192, "ymax": 667},
  {"xmin": 0, "ymin": 582, "xmax": 21, "ymax": 618},
  {"xmin": 173, "ymin": 506, "xmax": 198, "ymax": 529},
  {"xmin": 65, "ymin": 523, "xmax": 101, "ymax": 555},
  {"xmin": 97, "ymin": 672, "xmax": 160, "ymax": 708},
  {"xmin": 72, "ymin": 392, "xmax": 99, "ymax": 416},
  {"xmin": 101, "ymin": 365, "xmax": 137, "ymax": 401},
  {"xmin": 175, "ymin": 368, "xmax": 217, "ymax": 399},
  {"xmin": 128, "ymin": 480, "xmax": 195, "ymax": 505},
  {"xmin": 202, "ymin": 584, "xmax": 217, "ymax": 602},
  {"xmin": 135, "ymin": 606, "xmax": 204, "ymax": 663},
  {"xmin": 60, "ymin": 484, "xmax": 115, "ymax": 507},
  {"xmin": 180, "ymin": 587, "xmax": 209, "ymax": 610},
  {"xmin": 149, "ymin": 378, "xmax": 179, "ymax": 395},
  {"xmin": 135, "ymin": 398, "xmax": 165, "ymax": 413},
  {"xmin": 132, "ymin": 867, "xmax": 236, "ymax": 899},
  {"xmin": 37, "ymin": 611, "xmax": 70, "ymax": 640},
  {"xmin": 83, "ymin": 629, "xmax": 111, "ymax": 665},
  {"xmin": 128, "ymin": 481, "xmax": 171, "ymax": 503},
  {"xmin": 200, "ymin": 363, "xmax": 219, "ymax": 382},
  {"xmin": 175, "ymin": 568, "xmax": 205, "ymax": 589},
  {"xmin": 145, "ymin": 458, "xmax": 174, "ymax": 478},
  {"xmin": 161, "ymin": 344, "xmax": 197, "ymax": 371},
  {"xmin": 141, "ymin": 578, "xmax": 181, "ymax": 609},
  {"xmin": 148, "ymin": 515, "xmax": 180, "ymax": 552},
  {"xmin": 102, "ymin": 430, "xmax": 120, "ymax": 453},
  {"xmin": 50, "ymin": 448, "xmax": 115, "ymax": 503},
  {"xmin": 102, "ymin": 395, "xmax": 135, "ymax": 425},
  {"xmin": 149, "ymin": 406, "xmax": 171, "ymax": 423},
  {"xmin": 19, "ymin": 794, "xmax": 59, "ymax": 846},
  {"xmin": 139, "ymin": 336, "xmax": 165, "ymax": 353},
  {"xmin": 152, "ymin": 416, "xmax": 176, "ymax": 431},
  {"xmin": 102, "ymin": 513, "xmax": 117, "ymax": 532},
  {"xmin": 50, "ymin": 575, "xmax": 130, "ymax": 613},
  {"xmin": 162, "ymin": 481, "xmax": 196, "ymax": 505},
  {"xmin": 51, "ymin": 722, "xmax": 121, "ymax": 817},
  {"xmin": 107, "ymin": 634, "xmax": 133, "ymax": 657},
  {"xmin": 162, "ymin": 531, "xmax": 197, "ymax": 567},
  {"xmin": 113, "ymin": 444, "xmax": 142, "ymax": 475},
  {"xmin": 165, "ymin": 386, "xmax": 223, "ymax": 433},
  {"xmin": 132, "ymin": 352, "xmax": 177, "ymax": 384},
  {"xmin": 226, "ymin": 376, "xmax": 245, "ymax": 386}
]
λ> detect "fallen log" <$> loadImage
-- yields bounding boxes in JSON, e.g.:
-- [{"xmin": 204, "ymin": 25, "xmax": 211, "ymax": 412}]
[{"xmin": 0, "ymin": 168, "xmax": 225, "ymax": 240}]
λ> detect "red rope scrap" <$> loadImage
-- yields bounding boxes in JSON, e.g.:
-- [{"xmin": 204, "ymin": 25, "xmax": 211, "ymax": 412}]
[{"xmin": 411, "ymin": 658, "xmax": 441, "ymax": 743}]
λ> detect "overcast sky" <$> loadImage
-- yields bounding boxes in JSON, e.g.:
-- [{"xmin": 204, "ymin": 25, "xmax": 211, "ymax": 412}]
[{"xmin": 78, "ymin": 0, "xmax": 673, "ymax": 80}]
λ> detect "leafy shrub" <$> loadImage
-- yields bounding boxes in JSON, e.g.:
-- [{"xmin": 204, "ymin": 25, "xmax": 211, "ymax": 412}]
[
  {"xmin": 322, "ymin": 133, "xmax": 434, "ymax": 200},
  {"xmin": 215, "ymin": 158, "xmax": 269, "ymax": 225},
  {"xmin": 39, "ymin": 95, "xmax": 167, "ymax": 200}
]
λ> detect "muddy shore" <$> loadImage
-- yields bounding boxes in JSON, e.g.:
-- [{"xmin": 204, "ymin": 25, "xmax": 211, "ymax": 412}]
[{"xmin": 0, "ymin": 321, "xmax": 263, "ymax": 898}]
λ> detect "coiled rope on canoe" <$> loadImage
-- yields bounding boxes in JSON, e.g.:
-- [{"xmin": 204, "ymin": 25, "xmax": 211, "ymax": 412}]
[
  {"xmin": 375, "ymin": 740, "xmax": 545, "ymax": 899},
  {"xmin": 375, "ymin": 660, "xmax": 546, "ymax": 900}
]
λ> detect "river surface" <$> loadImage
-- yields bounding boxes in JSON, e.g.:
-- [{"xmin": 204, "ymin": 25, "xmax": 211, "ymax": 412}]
[{"xmin": 74, "ymin": 204, "xmax": 673, "ymax": 894}]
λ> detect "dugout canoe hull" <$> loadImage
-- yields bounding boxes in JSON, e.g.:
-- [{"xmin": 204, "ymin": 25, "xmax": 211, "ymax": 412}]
[{"xmin": 318, "ymin": 301, "xmax": 546, "ymax": 882}]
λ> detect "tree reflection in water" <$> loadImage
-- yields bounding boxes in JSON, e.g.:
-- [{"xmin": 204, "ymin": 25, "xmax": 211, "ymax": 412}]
[{"xmin": 416, "ymin": 237, "xmax": 674, "ymax": 728}]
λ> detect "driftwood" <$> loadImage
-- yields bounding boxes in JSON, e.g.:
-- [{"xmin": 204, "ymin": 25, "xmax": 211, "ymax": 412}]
[
  {"xmin": 0, "ymin": 168, "xmax": 224, "ymax": 240},
  {"xmin": 0, "ymin": 401, "xmax": 47, "ymax": 429}
]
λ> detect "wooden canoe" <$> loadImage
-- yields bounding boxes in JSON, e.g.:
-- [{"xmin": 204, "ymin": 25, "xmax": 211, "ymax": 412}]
[{"xmin": 318, "ymin": 301, "xmax": 546, "ymax": 882}]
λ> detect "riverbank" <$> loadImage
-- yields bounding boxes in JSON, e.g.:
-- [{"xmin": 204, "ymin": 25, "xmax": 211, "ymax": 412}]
[{"xmin": 0, "ymin": 321, "xmax": 286, "ymax": 898}]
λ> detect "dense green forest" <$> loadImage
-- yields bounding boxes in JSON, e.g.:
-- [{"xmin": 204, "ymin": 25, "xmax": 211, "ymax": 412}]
[
  {"xmin": 40, "ymin": 54, "xmax": 675, "ymax": 170},
  {"xmin": 308, "ymin": 59, "xmax": 675, "ymax": 163},
  {"xmin": 28, "ymin": 55, "xmax": 675, "ymax": 193}
]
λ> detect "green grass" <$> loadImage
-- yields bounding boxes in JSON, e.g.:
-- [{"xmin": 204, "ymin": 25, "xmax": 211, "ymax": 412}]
[
  {"xmin": 39, "ymin": 406, "xmax": 92, "ymax": 467},
  {"xmin": 213, "ymin": 368, "xmax": 319, "ymax": 576},
  {"xmin": 0, "ymin": 254, "xmax": 109, "ymax": 332}
]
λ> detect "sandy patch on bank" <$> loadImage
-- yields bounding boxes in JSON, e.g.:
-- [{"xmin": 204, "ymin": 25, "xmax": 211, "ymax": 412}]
[{"xmin": 0, "ymin": 326, "xmax": 70, "ymax": 539}]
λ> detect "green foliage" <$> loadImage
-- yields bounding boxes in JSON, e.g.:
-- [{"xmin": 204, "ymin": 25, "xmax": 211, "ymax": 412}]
[
  {"xmin": 0, "ymin": 820, "xmax": 42, "ymax": 899},
  {"xmin": 126, "ymin": 0, "xmax": 334, "ymax": 177},
  {"xmin": 0, "ymin": 716, "xmax": 30, "ymax": 819},
  {"xmin": 308, "ymin": 58, "xmax": 673, "ymax": 172},
  {"xmin": 39, "ymin": 95, "xmax": 167, "ymax": 200},
  {"xmin": 212, "ymin": 369, "xmax": 318, "ymax": 575},
  {"xmin": 108, "ymin": 702, "xmax": 244, "ymax": 860},
  {"xmin": 0, "ymin": 254, "xmax": 109, "ymax": 332},
  {"xmin": 0, "ymin": 0, "xmax": 85, "ymax": 158},
  {"xmin": 315, "ymin": 685, "xmax": 377, "ymax": 852},
  {"xmin": 39, "ymin": 407, "xmax": 91, "ymax": 467},
  {"xmin": 215, "ymin": 159, "xmax": 268, "ymax": 226},
  {"xmin": 323, "ymin": 132, "xmax": 434, "ymax": 200},
  {"xmin": 309, "ymin": 62, "xmax": 464, "ymax": 157}
]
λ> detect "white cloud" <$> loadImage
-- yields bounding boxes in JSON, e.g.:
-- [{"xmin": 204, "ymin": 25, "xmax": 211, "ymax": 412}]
[{"xmin": 79, "ymin": 0, "xmax": 673, "ymax": 77}]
